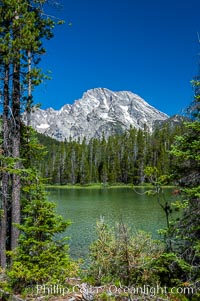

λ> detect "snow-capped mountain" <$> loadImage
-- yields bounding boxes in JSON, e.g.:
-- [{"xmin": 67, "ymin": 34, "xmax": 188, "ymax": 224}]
[{"xmin": 26, "ymin": 88, "xmax": 169, "ymax": 141}]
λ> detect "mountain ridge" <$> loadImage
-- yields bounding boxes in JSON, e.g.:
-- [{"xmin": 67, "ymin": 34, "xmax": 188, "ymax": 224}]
[{"xmin": 26, "ymin": 88, "xmax": 169, "ymax": 141}]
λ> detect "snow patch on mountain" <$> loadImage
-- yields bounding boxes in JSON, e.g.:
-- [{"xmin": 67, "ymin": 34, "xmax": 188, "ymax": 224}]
[{"xmin": 27, "ymin": 88, "xmax": 169, "ymax": 141}]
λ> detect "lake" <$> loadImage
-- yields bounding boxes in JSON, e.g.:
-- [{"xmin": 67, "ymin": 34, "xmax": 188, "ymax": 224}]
[{"xmin": 47, "ymin": 187, "xmax": 176, "ymax": 262}]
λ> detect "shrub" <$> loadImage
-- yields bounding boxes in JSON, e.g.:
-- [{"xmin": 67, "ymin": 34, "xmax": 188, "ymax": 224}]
[{"xmin": 88, "ymin": 218, "xmax": 164, "ymax": 286}]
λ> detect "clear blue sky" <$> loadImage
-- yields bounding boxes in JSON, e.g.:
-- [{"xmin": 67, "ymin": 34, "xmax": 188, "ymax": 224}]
[{"xmin": 33, "ymin": 0, "xmax": 200, "ymax": 116}]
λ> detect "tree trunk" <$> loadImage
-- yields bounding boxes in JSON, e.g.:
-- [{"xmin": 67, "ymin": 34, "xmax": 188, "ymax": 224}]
[
  {"xmin": 11, "ymin": 61, "xmax": 21, "ymax": 251},
  {"xmin": 0, "ymin": 176, "xmax": 9, "ymax": 269},
  {"xmin": 0, "ymin": 64, "xmax": 10, "ymax": 268}
]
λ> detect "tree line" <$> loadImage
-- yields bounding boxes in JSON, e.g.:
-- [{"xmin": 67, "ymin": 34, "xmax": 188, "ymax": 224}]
[{"xmin": 36, "ymin": 121, "xmax": 185, "ymax": 185}]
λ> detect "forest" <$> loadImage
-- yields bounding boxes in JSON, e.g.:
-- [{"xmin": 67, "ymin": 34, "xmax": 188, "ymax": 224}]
[
  {"xmin": 36, "ymin": 119, "xmax": 185, "ymax": 185},
  {"xmin": 0, "ymin": 1, "xmax": 200, "ymax": 301}
]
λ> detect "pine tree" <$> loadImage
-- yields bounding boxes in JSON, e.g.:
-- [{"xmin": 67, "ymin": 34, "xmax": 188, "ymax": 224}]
[
  {"xmin": 79, "ymin": 138, "xmax": 89, "ymax": 184},
  {"xmin": 7, "ymin": 127, "xmax": 78, "ymax": 291},
  {"xmin": 166, "ymin": 63, "xmax": 200, "ymax": 284},
  {"xmin": 0, "ymin": 0, "xmax": 62, "ymax": 268},
  {"xmin": 134, "ymin": 129, "xmax": 146, "ymax": 184}
]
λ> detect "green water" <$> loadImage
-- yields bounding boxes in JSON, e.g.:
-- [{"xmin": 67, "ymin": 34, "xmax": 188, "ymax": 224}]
[{"xmin": 47, "ymin": 187, "xmax": 175, "ymax": 261}]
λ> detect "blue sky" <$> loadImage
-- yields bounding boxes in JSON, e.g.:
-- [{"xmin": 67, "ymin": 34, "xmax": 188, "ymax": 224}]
[{"xmin": 33, "ymin": 0, "xmax": 200, "ymax": 116}]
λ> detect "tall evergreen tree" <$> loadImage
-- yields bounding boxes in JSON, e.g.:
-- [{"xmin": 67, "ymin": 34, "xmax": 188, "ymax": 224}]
[
  {"xmin": 0, "ymin": 0, "xmax": 59, "ymax": 268},
  {"xmin": 6, "ymin": 126, "xmax": 78, "ymax": 291},
  {"xmin": 167, "ymin": 62, "xmax": 200, "ymax": 284}
]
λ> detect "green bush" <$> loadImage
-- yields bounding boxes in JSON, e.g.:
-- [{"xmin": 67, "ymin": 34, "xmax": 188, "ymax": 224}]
[{"xmin": 88, "ymin": 218, "xmax": 164, "ymax": 286}]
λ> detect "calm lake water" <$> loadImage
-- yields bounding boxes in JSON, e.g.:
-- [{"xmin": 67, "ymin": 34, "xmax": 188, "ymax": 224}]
[{"xmin": 47, "ymin": 187, "xmax": 175, "ymax": 261}]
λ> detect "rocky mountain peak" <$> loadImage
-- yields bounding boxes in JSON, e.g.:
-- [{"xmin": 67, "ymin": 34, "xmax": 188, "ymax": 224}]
[{"xmin": 27, "ymin": 88, "xmax": 169, "ymax": 141}]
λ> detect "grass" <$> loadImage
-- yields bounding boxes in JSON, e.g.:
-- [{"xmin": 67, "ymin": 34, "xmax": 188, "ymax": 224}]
[{"xmin": 45, "ymin": 183, "xmax": 175, "ymax": 189}]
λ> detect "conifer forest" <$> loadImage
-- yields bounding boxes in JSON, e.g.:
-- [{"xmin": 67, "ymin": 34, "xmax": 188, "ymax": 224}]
[{"xmin": 36, "ymin": 122, "xmax": 185, "ymax": 186}]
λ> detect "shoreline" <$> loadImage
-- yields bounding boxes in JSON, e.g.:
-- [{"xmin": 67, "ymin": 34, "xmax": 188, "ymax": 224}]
[{"xmin": 45, "ymin": 183, "xmax": 175, "ymax": 189}]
